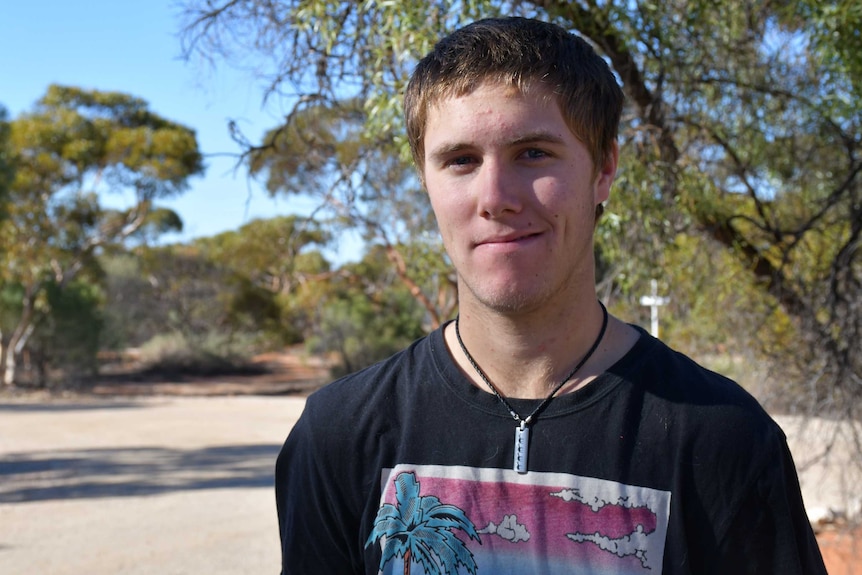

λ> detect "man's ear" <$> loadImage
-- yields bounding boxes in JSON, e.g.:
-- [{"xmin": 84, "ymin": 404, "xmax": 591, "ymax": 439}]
[{"xmin": 594, "ymin": 141, "xmax": 619, "ymax": 205}]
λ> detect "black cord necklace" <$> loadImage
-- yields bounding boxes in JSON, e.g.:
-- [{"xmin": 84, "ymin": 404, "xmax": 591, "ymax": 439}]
[{"xmin": 454, "ymin": 301, "xmax": 609, "ymax": 474}]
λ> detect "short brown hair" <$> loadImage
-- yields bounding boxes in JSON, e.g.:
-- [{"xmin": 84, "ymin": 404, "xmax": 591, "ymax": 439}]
[{"xmin": 404, "ymin": 17, "xmax": 623, "ymax": 175}]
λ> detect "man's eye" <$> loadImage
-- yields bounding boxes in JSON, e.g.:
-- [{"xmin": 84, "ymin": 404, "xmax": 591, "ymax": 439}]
[
  {"xmin": 523, "ymin": 148, "xmax": 549, "ymax": 159},
  {"xmin": 445, "ymin": 155, "xmax": 476, "ymax": 168}
]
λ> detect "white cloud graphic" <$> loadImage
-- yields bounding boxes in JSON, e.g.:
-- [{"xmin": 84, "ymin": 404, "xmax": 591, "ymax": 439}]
[
  {"xmin": 550, "ymin": 487, "xmax": 660, "ymax": 570},
  {"xmin": 568, "ymin": 524, "xmax": 654, "ymax": 569},
  {"xmin": 478, "ymin": 514, "xmax": 531, "ymax": 543},
  {"xmin": 550, "ymin": 487, "xmax": 637, "ymax": 513}
]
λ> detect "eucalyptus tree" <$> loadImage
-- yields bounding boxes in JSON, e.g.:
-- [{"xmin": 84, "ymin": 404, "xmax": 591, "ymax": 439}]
[
  {"xmin": 242, "ymin": 96, "xmax": 454, "ymax": 327},
  {"xmin": 180, "ymin": 0, "xmax": 860, "ymax": 413},
  {"xmin": 575, "ymin": 0, "xmax": 862, "ymax": 411},
  {"xmin": 307, "ymin": 243, "xmax": 429, "ymax": 375},
  {"xmin": 194, "ymin": 215, "xmax": 332, "ymax": 343},
  {"xmin": 0, "ymin": 85, "xmax": 203, "ymax": 386},
  {"xmin": 181, "ymin": 6, "xmax": 462, "ymax": 327}
]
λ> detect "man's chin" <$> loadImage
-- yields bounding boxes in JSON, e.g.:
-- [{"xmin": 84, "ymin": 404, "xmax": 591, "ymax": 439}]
[{"xmin": 461, "ymin": 282, "xmax": 550, "ymax": 316}]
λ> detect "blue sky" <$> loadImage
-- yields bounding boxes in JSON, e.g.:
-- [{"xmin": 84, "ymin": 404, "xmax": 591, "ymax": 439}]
[{"xmin": 1, "ymin": 0, "xmax": 361, "ymax": 261}]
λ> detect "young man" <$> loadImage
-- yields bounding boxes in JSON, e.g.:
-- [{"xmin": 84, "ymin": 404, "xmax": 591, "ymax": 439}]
[{"xmin": 276, "ymin": 17, "xmax": 826, "ymax": 574}]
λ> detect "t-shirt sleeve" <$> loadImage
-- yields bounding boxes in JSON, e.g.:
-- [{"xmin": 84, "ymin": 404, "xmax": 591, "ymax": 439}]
[
  {"xmin": 712, "ymin": 434, "xmax": 827, "ymax": 574},
  {"xmin": 275, "ymin": 401, "xmax": 363, "ymax": 574}
]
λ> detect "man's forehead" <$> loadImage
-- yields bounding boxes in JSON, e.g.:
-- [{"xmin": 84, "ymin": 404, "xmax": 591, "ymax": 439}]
[
  {"xmin": 426, "ymin": 80, "xmax": 549, "ymax": 111},
  {"xmin": 426, "ymin": 83, "xmax": 560, "ymax": 132}
]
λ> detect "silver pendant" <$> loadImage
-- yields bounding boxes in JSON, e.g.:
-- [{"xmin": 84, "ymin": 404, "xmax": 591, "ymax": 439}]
[{"xmin": 514, "ymin": 422, "xmax": 530, "ymax": 473}]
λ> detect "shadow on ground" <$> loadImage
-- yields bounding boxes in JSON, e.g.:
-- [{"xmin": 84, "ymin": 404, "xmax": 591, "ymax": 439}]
[
  {"xmin": 0, "ymin": 401, "xmax": 150, "ymax": 413},
  {"xmin": 0, "ymin": 443, "xmax": 280, "ymax": 503}
]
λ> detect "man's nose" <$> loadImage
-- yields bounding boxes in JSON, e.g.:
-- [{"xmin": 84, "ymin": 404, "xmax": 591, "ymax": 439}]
[{"xmin": 476, "ymin": 160, "xmax": 522, "ymax": 218}]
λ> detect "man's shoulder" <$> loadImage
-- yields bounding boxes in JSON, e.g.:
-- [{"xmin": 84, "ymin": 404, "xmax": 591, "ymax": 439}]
[
  {"xmin": 619, "ymin": 328, "xmax": 781, "ymax": 441},
  {"xmin": 623, "ymin": 328, "xmax": 762, "ymax": 405},
  {"xmin": 304, "ymin": 329, "xmax": 439, "ymax": 412}
]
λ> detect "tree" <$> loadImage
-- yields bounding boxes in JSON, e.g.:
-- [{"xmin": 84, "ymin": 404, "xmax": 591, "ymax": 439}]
[
  {"xmin": 180, "ymin": 1, "xmax": 860, "ymax": 414},
  {"xmin": 195, "ymin": 215, "xmax": 330, "ymax": 296},
  {"xmin": 243, "ymin": 98, "xmax": 455, "ymax": 328},
  {"xmin": 193, "ymin": 215, "xmax": 333, "ymax": 344},
  {"xmin": 307, "ymin": 244, "xmax": 428, "ymax": 376},
  {"xmin": 30, "ymin": 279, "xmax": 104, "ymax": 386},
  {"xmin": 366, "ymin": 471, "xmax": 480, "ymax": 575},
  {"xmin": 110, "ymin": 215, "xmax": 333, "ymax": 368},
  {"xmin": 131, "ymin": 242, "xmax": 257, "ymax": 374},
  {"xmin": 99, "ymin": 252, "xmax": 165, "ymax": 351},
  {"xmin": 0, "ymin": 85, "xmax": 203, "ymax": 386},
  {"xmin": 567, "ymin": 0, "xmax": 861, "ymax": 412}
]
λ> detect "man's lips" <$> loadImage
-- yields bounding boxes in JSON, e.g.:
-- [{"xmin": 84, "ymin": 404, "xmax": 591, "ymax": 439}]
[{"xmin": 475, "ymin": 231, "xmax": 542, "ymax": 247}]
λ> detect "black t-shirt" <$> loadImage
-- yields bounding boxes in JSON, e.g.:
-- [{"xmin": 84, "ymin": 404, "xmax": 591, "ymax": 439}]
[{"xmin": 276, "ymin": 325, "xmax": 826, "ymax": 574}]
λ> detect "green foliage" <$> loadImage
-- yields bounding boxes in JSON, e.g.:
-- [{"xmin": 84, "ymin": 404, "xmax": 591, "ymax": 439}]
[
  {"xmin": 777, "ymin": 0, "xmax": 862, "ymax": 99},
  {"xmin": 2, "ymin": 83, "xmax": 204, "ymax": 290},
  {"xmin": 137, "ymin": 243, "xmax": 233, "ymax": 340},
  {"xmin": 101, "ymin": 245, "xmax": 280, "ymax": 375},
  {"xmin": 182, "ymin": 5, "xmax": 453, "ymax": 322},
  {"xmin": 0, "ymin": 283, "xmax": 24, "ymax": 335},
  {"xmin": 194, "ymin": 215, "xmax": 332, "ymax": 344},
  {"xmin": 28, "ymin": 85, "xmax": 204, "ymax": 187},
  {"xmin": 100, "ymin": 215, "xmax": 333, "ymax": 377},
  {"xmin": 136, "ymin": 330, "xmax": 260, "ymax": 376},
  {"xmin": 194, "ymin": 215, "xmax": 330, "ymax": 286},
  {"xmin": 99, "ymin": 253, "xmax": 165, "ymax": 350},
  {"xmin": 0, "ymin": 85, "xmax": 204, "ymax": 386},
  {"xmin": 307, "ymin": 246, "xmax": 427, "ymax": 376},
  {"xmin": 248, "ymin": 100, "xmax": 365, "ymax": 195},
  {"xmin": 238, "ymin": 96, "xmax": 451, "ymax": 325},
  {"xmin": 14, "ymin": 279, "xmax": 104, "ymax": 387},
  {"xmin": 41, "ymin": 280, "xmax": 104, "ymax": 379},
  {"xmin": 116, "ymin": 242, "xmax": 277, "ymax": 376},
  {"xmin": 102, "ymin": 212, "xmax": 431, "ymax": 379},
  {"xmin": 308, "ymin": 291, "xmax": 425, "ymax": 377},
  {"xmin": 126, "ymin": 207, "xmax": 185, "ymax": 244}
]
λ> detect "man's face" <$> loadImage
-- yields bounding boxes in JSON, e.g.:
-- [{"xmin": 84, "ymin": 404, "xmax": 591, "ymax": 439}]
[{"xmin": 422, "ymin": 82, "xmax": 617, "ymax": 316}]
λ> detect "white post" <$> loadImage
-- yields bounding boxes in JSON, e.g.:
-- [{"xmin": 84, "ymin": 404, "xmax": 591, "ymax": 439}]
[{"xmin": 639, "ymin": 279, "xmax": 670, "ymax": 338}]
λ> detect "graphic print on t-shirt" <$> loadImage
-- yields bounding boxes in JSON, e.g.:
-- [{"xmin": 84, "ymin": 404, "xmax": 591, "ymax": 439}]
[{"xmin": 368, "ymin": 464, "xmax": 671, "ymax": 575}]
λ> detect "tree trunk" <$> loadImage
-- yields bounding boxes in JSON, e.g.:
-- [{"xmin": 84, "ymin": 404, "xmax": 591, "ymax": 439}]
[
  {"xmin": 384, "ymin": 244, "xmax": 445, "ymax": 329},
  {"xmin": 403, "ymin": 548, "xmax": 411, "ymax": 575},
  {"xmin": 4, "ymin": 322, "xmax": 36, "ymax": 386},
  {"xmin": 3, "ymin": 292, "xmax": 38, "ymax": 387},
  {"xmin": 3, "ymin": 347, "xmax": 16, "ymax": 387}
]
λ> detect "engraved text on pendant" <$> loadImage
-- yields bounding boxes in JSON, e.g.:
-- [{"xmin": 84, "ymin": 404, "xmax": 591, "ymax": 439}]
[{"xmin": 514, "ymin": 425, "xmax": 530, "ymax": 473}]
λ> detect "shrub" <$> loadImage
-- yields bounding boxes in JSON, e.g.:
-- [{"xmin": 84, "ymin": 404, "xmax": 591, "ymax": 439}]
[{"xmin": 137, "ymin": 330, "xmax": 261, "ymax": 376}]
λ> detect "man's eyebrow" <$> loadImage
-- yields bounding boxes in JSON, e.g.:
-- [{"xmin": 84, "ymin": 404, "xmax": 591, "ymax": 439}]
[
  {"xmin": 510, "ymin": 131, "xmax": 567, "ymax": 146},
  {"xmin": 428, "ymin": 131, "xmax": 567, "ymax": 161},
  {"xmin": 428, "ymin": 142, "xmax": 472, "ymax": 161}
]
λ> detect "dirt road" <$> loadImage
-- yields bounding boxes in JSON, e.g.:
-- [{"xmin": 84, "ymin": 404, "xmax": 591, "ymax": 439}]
[
  {"xmin": 0, "ymin": 395, "xmax": 305, "ymax": 575},
  {"xmin": 1, "ymin": 393, "xmax": 858, "ymax": 574}
]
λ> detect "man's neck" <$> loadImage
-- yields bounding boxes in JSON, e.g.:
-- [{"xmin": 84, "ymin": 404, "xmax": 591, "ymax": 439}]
[{"xmin": 446, "ymin": 295, "xmax": 634, "ymax": 400}]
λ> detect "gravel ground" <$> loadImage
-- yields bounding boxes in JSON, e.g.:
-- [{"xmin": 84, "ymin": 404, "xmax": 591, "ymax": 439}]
[
  {"xmin": 776, "ymin": 415, "xmax": 862, "ymax": 525},
  {"xmin": 0, "ymin": 393, "xmax": 857, "ymax": 574},
  {"xmin": 0, "ymin": 395, "xmax": 306, "ymax": 575}
]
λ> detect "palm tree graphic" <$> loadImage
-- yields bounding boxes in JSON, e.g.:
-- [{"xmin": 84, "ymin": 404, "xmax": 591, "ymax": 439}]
[{"xmin": 366, "ymin": 471, "xmax": 481, "ymax": 575}]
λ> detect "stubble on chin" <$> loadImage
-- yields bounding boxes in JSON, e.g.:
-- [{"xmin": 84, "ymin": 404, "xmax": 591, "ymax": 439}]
[
  {"xmin": 457, "ymin": 272, "xmax": 553, "ymax": 316},
  {"xmin": 454, "ymin": 251, "xmax": 593, "ymax": 318}
]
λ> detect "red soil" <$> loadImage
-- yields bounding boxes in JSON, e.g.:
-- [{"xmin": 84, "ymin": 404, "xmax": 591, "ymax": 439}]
[{"xmin": 817, "ymin": 525, "xmax": 862, "ymax": 575}]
